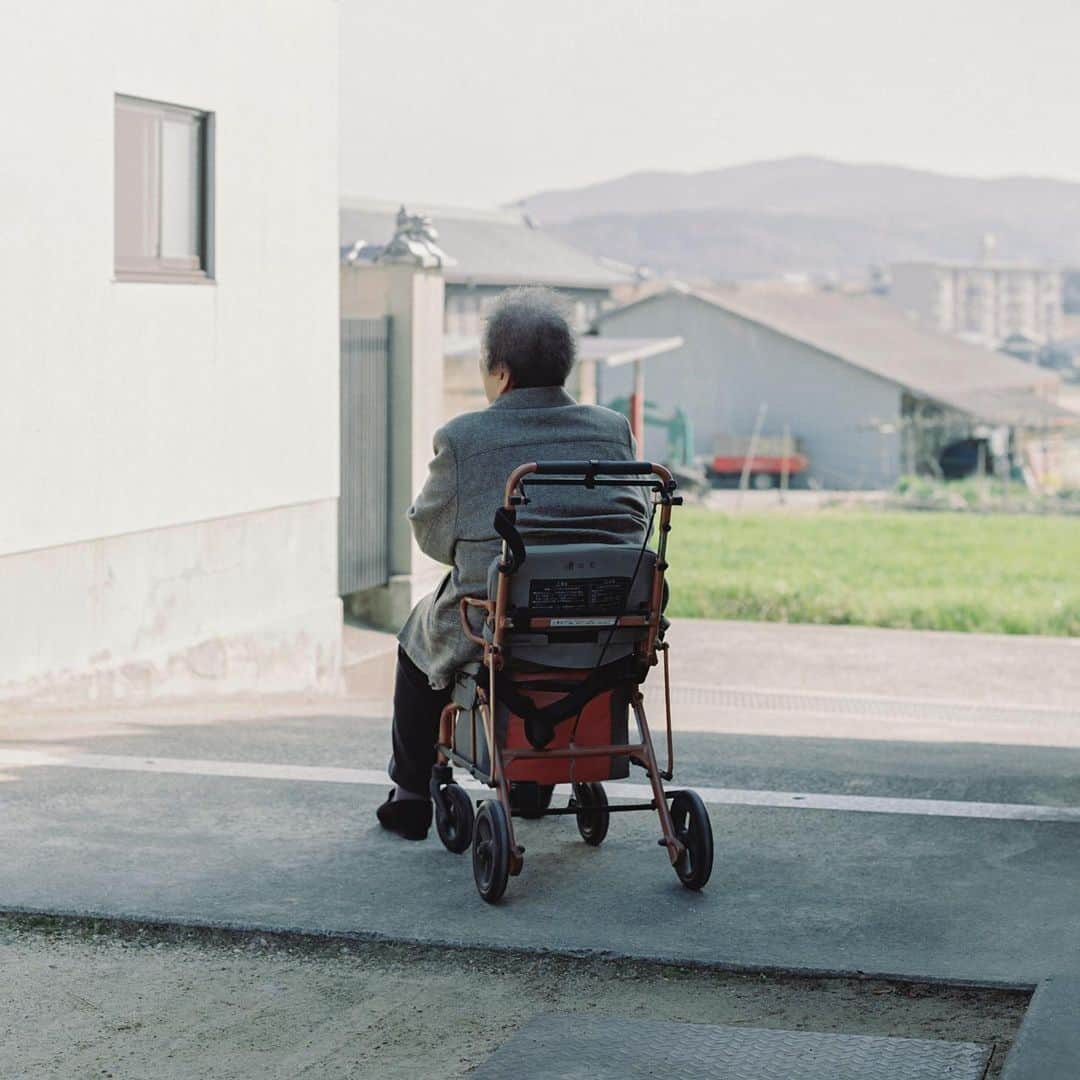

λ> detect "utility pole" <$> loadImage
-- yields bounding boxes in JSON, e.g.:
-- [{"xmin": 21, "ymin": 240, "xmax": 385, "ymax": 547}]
[
  {"xmin": 780, "ymin": 423, "xmax": 791, "ymax": 505},
  {"xmin": 737, "ymin": 403, "xmax": 768, "ymax": 510},
  {"xmin": 628, "ymin": 358, "xmax": 645, "ymax": 451}
]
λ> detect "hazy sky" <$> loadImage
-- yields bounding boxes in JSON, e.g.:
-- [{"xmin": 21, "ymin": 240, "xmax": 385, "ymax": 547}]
[{"xmin": 339, "ymin": 0, "xmax": 1080, "ymax": 209}]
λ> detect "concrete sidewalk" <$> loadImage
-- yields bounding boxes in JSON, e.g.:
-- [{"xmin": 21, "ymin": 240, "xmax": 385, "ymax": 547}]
[
  {"xmin": 1, "ymin": 619, "xmax": 1078, "ymax": 990},
  {"xmin": 668, "ymin": 619, "xmax": 1080, "ymax": 709}
]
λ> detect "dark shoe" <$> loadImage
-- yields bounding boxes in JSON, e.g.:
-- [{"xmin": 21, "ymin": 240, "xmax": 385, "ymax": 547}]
[{"xmin": 376, "ymin": 789, "xmax": 432, "ymax": 841}]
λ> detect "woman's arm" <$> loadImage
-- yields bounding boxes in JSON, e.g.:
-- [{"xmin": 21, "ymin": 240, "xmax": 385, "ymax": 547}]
[{"xmin": 407, "ymin": 426, "xmax": 458, "ymax": 565}]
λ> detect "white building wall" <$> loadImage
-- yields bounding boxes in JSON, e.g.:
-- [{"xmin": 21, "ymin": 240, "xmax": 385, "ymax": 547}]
[{"xmin": 0, "ymin": 1, "xmax": 342, "ymax": 701}]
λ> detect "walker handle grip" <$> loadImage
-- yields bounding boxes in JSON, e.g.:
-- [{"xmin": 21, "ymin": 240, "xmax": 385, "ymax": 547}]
[
  {"xmin": 532, "ymin": 460, "xmax": 656, "ymax": 476},
  {"xmin": 459, "ymin": 597, "xmax": 491, "ymax": 646},
  {"xmin": 502, "ymin": 460, "xmax": 675, "ymax": 508}
]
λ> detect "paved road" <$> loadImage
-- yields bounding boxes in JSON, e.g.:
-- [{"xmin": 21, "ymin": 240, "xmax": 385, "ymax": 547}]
[{"xmin": 1, "ymin": 620, "xmax": 1078, "ymax": 988}]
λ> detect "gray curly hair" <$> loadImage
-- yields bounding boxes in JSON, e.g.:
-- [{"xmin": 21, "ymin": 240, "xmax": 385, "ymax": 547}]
[{"xmin": 482, "ymin": 286, "xmax": 576, "ymax": 388}]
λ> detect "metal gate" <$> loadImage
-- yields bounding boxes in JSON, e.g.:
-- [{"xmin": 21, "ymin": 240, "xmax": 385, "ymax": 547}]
[{"xmin": 339, "ymin": 316, "xmax": 391, "ymax": 594}]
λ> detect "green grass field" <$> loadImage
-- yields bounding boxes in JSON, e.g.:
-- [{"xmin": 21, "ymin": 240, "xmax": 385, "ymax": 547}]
[{"xmin": 663, "ymin": 508, "xmax": 1080, "ymax": 636}]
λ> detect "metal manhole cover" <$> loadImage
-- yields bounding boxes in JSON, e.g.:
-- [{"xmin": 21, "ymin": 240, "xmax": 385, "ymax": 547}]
[{"xmin": 469, "ymin": 1015, "xmax": 991, "ymax": 1080}]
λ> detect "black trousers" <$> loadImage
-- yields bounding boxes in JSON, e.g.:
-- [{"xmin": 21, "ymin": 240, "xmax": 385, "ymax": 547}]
[{"xmin": 389, "ymin": 647, "xmax": 451, "ymax": 796}]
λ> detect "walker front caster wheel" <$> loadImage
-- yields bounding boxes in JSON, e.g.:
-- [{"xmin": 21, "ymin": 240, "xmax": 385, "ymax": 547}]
[
  {"xmin": 670, "ymin": 789, "xmax": 713, "ymax": 890},
  {"xmin": 472, "ymin": 800, "xmax": 512, "ymax": 903},
  {"xmin": 572, "ymin": 782, "xmax": 610, "ymax": 846},
  {"xmin": 434, "ymin": 782, "xmax": 474, "ymax": 854}
]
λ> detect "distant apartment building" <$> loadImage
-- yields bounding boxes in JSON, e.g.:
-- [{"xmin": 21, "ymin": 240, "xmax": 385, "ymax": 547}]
[
  {"xmin": 1062, "ymin": 269, "xmax": 1080, "ymax": 314},
  {"xmin": 889, "ymin": 259, "xmax": 1063, "ymax": 348}
]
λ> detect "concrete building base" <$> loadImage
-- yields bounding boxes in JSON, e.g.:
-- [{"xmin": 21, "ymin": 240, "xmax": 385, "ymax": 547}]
[
  {"xmin": 0, "ymin": 602, "xmax": 343, "ymax": 710},
  {"xmin": 0, "ymin": 499, "xmax": 343, "ymax": 708},
  {"xmin": 344, "ymin": 564, "xmax": 444, "ymax": 635}
]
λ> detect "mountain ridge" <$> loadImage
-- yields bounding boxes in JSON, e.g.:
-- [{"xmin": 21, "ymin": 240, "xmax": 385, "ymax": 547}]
[
  {"xmin": 514, "ymin": 155, "xmax": 1080, "ymax": 225},
  {"xmin": 514, "ymin": 156, "xmax": 1080, "ymax": 281}
]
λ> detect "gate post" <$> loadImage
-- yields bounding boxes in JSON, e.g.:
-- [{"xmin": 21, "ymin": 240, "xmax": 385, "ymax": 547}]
[{"xmin": 340, "ymin": 210, "xmax": 448, "ymax": 631}]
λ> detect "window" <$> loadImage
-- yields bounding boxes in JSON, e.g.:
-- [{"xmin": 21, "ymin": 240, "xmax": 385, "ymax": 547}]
[{"xmin": 114, "ymin": 95, "xmax": 212, "ymax": 281}]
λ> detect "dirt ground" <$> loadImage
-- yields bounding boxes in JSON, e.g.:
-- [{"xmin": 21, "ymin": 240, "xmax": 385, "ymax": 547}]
[{"xmin": 0, "ymin": 918, "xmax": 1027, "ymax": 1079}]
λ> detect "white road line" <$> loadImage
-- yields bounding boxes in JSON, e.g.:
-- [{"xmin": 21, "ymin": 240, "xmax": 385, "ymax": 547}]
[
  {"xmin": 1, "ymin": 747, "xmax": 1079, "ymax": 824},
  {"xmin": 651, "ymin": 682, "xmax": 1080, "ymax": 716},
  {"xmin": 0, "ymin": 749, "xmax": 387, "ymax": 787},
  {"xmin": 605, "ymin": 784, "xmax": 1080, "ymax": 824}
]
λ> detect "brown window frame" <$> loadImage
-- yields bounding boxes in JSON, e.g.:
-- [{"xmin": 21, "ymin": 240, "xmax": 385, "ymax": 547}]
[{"xmin": 114, "ymin": 95, "xmax": 214, "ymax": 284}]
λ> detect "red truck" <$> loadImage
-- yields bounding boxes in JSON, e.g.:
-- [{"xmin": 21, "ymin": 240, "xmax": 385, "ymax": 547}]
[{"xmin": 707, "ymin": 435, "xmax": 809, "ymax": 489}]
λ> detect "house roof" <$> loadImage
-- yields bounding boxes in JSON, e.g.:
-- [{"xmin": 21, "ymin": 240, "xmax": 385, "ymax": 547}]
[
  {"xmin": 444, "ymin": 334, "xmax": 684, "ymax": 368},
  {"xmin": 599, "ymin": 285, "xmax": 1072, "ymax": 427},
  {"xmin": 340, "ymin": 197, "xmax": 632, "ymax": 292}
]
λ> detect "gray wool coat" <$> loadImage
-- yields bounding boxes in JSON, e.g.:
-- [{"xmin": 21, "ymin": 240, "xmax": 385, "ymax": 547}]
[{"xmin": 398, "ymin": 386, "xmax": 652, "ymax": 689}]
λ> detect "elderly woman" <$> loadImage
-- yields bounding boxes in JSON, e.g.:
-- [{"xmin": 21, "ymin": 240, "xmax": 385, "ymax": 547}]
[{"xmin": 377, "ymin": 287, "xmax": 651, "ymax": 840}]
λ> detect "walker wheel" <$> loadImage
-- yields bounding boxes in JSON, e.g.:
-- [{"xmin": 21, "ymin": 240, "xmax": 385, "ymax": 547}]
[
  {"xmin": 572, "ymin": 782, "xmax": 610, "ymax": 846},
  {"xmin": 472, "ymin": 800, "xmax": 511, "ymax": 903},
  {"xmin": 435, "ymin": 783, "xmax": 474, "ymax": 854},
  {"xmin": 670, "ymin": 789, "xmax": 713, "ymax": 890}
]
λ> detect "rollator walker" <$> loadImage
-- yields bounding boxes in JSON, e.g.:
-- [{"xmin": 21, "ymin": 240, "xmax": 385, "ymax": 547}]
[{"xmin": 429, "ymin": 460, "xmax": 713, "ymax": 903}]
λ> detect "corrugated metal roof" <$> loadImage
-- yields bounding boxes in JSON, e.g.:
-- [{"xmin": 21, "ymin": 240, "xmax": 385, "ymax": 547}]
[
  {"xmin": 339, "ymin": 197, "xmax": 631, "ymax": 291},
  {"xmin": 933, "ymin": 387, "xmax": 1076, "ymax": 426},
  {"xmin": 601, "ymin": 285, "xmax": 1071, "ymax": 425}
]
